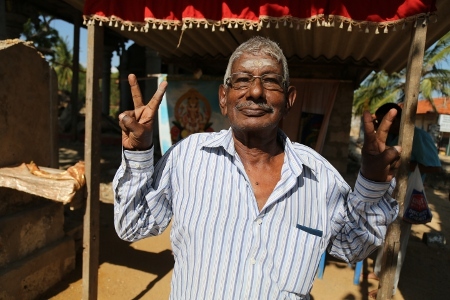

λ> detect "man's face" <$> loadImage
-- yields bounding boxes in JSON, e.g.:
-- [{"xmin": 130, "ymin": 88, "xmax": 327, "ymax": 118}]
[{"xmin": 219, "ymin": 53, "xmax": 295, "ymax": 133}]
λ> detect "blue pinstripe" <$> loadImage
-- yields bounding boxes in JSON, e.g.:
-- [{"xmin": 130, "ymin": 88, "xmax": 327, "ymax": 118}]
[{"xmin": 113, "ymin": 128, "xmax": 398, "ymax": 300}]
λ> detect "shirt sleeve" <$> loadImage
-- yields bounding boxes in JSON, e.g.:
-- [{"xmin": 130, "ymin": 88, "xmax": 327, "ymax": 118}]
[
  {"xmin": 113, "ymin": 146, "xmax": 173, "ymax": 242},
  {"xmin": 328, "ymin": 172, "xmax": 399, "ymax": 263}
]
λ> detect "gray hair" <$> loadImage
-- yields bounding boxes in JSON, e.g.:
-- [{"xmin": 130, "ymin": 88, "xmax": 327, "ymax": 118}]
[{"xmin": 223, "ymin": 36, "xmax": 290, "ymax": 88}]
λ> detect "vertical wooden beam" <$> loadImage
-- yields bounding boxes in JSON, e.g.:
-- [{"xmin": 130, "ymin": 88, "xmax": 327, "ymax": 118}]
[
  {"xmin": 71, "ymin": 12, "xmax": 81, "ymax": 140},
  {"xmin": 376, "ymin": 18, "xmax": 428, "ymax": 300},
  {"xmin": 83, "ymin": 23, "xmax": 103, "ymax": 300}
]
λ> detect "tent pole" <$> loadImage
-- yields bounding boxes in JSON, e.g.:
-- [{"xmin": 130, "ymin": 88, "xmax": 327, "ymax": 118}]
[
  {"xmin": 83, "ymin": 23, "xmax": 103, "ymax": 300},
  {"xmin": 376, "ymin": 17, "xmax": 428, "ymax": 300}
]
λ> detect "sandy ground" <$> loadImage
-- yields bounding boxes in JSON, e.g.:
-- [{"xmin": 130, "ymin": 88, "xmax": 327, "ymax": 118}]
[{"xmin": 39, "ymin": 138, "xmax": 450, "ymax": 300}]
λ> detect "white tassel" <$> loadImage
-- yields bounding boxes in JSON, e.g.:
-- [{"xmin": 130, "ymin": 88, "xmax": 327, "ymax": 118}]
[
  {"xmin": 205, "ymin": 23, "xmax": 208, "ymax": 29},
  {"xmin": 115, "ymin": 21, "xmax": 119, "ymax": 28},
  {"xmin": 167, "ymin": 24, "xmax": 171, "ymax": 30},
  {"xmin": 316, "ymin": 20, "xmax": 321, "ymax": 27},
  {"xmin": 220, "ymin": 26, "xmax": 225, "ymax": 32},
  {"xmin": 174, "ymin": 25, "xmax": 177, "ymax": 31},
  {"xmin": 182, "ymin": 23, "xmax": 187, "ymax": 30},
  {"xmin": 159, "ymin": 24, "xmax": 164, "ymax": 30},
  {"xmin": 339, "ymin": 21, "xmax": 343, "ymax": 29},
  {"xmin": 375, "ymin": 27, "xmax": 379, "ymax": 34},
  {"xmin": 212, "ymin": 25, "xmax": 215, "ymax": 32},
  {"xmin": 109, "ymin": 20, "xmax": 113, "ymax": 26},
  {"xmin": 228, "ymin": 23, "xmax": 232, "ymax": 28},
  {"xmin": 134, "ymin": 27, "xmax": 138, "ymax": 32},
  {"xmin": 365, "ymin": 26, "xmax": 369, "ymax": 33},
  {"xmin": 306, "ymin": 22, "xmax": 311, "ymax": 30},
  {"xmin": 189, "ymin": 22, "xmax": 193, "ymax": 29},
  {"xmin": 289, "ymin": 22, "xmax": 293, "ymax": 28},
  {"xmin": 140, "ymin": 27, "xmax": 144, "ymax": 32},
  {"xmin": 83, "ymin": 19, "xmax": 87, "ymax": 25},
  {"xmin": 275, "ymin": 22, "xmax": 279, "ymax": 29},
  {"xmin": 283, "ymin": 20, "xmax": 287, "ymax": 26},
  {"xmin": 120, "ymin": 24, "xmax": 125, "ymax": 31},
  {"xmin": 99, "ymin": 21, "xmax": 103, "ymax": 26},
  {"xmin": 234, "ymin": 23, "xmax": 238, "ymax": 28},
  {"xmin": 249, "ymin": 24, "xmax": 253, "ymax": 30},
  {"xmin": 128, "ymin": 25, "xmax": 132, "ymax": 31},
  {"xmin": 347, "ymin": 23, "xmax": 352, "ymax": 32},
  {"xmin": 266, "ymin": 22, "xmax": 270, "ymax": 28},
  {"xmin": 243, "ymin": 24, "xmax": 247, "ymax": 30},
  {"xmin": 153, "ymin": 23, "xmax": 157, "ymax": 29},
  {"xmin": 383, "ymin": 26, "xmax": 388, "ymax": 33}
]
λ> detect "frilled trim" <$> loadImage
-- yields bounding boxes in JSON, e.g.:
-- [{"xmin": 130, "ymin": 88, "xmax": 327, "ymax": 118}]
[{"xmin": 83, "ymin": 12, "xmax": 437, "ymax": 34}]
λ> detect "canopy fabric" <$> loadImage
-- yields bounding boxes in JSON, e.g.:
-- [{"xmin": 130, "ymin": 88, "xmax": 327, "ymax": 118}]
[{"xmin": 83, "ymin": 0, "xmax": 436, "ymax": 32}]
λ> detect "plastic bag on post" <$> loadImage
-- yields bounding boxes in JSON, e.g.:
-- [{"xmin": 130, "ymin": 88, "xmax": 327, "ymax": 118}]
[{"xmin": 403, "ymin": 166, "xmax": 432, "ymax": 224}]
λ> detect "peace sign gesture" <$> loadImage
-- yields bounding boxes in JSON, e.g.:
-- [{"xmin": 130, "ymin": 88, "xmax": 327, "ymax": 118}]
[
  {"xmin": 360, "ymin": 109, "xmax": 402, "ymax": 182},
  {"xmin": 118, "ymin": 74, "xmax": 168, "ymax": 150}
]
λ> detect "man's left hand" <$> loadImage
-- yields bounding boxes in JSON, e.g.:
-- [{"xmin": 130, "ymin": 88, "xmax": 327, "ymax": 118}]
[{"xmin": 360, "ymin": 109, "xmax": 402, "ymax": 182}]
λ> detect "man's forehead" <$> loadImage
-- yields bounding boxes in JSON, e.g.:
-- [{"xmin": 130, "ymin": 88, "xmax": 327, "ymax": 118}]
[{"xmin": 231, "ymin": 53, "xmax": 281, "ymax": 72}]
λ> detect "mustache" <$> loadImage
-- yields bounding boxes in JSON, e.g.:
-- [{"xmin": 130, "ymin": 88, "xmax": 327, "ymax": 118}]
[{"xmin": 235, "ymin": 101, "xmax": 274, "ymax": 112}]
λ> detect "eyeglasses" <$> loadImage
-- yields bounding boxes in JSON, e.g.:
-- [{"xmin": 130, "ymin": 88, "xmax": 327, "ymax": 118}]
[{"xmin": 226, "ymin": 72, "xmax": 285, "ymax": 91}]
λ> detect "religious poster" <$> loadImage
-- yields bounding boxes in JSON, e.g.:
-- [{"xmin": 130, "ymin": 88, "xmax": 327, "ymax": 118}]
[{"xmin": 158, "ymin": 75, "xmax": 229, "ymax": 154}]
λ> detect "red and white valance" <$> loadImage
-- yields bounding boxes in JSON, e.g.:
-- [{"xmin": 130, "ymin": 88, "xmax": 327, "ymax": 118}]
[{"xmin": 83, "ymin": 0, "xmax": 437, "ymax": 34}]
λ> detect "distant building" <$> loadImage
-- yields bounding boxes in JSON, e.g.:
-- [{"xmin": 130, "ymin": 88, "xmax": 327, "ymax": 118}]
[{"xmin": 400, "ymin": 98, "xmax": 450, "ymax": 153}]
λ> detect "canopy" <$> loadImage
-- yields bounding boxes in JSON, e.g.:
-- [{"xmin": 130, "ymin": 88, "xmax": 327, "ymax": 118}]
[{"xmin": 82, "ymin": 0, "xmax": 445, "ymax": 82}]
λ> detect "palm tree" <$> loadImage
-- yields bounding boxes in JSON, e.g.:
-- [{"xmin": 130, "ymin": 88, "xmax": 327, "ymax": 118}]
[
  {"xmin": 353, "ymin": 31, "xmax": 450, "ymax": 115},
  {"xmin": 53, "ymin": 36, "xmax": 73, "ymax": 92}
]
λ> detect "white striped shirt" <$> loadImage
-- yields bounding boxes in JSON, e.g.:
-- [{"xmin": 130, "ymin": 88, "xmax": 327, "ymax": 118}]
[{"xmin": 113, "ymin": 128, "xmax": 398, "ymax": 300}]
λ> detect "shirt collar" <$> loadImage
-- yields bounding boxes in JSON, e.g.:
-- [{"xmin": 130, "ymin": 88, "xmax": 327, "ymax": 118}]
[{"xmin": 200, "ymin": 128, "xmax": 312, "ymax": 177}]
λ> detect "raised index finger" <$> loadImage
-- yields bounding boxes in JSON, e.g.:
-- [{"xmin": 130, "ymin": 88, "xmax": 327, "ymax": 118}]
[
  {"xmin": 375, "ymin": 108, "xmax": 397, "ymax": 144},
  {"xmin": 128, "ymin": 74, "xmax": 144, "ymax": 108}
]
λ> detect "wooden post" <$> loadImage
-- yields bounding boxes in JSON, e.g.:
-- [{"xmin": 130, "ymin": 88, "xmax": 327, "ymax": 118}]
[
  {"xmin": 71, "ymin": 12, "xmax": 81, "ymax": 141},
  {"xmin": 83, "ymin": 23, "xmax": 103, "ymax": 299},
  {"xmin": 376, "ymin": 18, "xmax": 428, "ymax": 300}
]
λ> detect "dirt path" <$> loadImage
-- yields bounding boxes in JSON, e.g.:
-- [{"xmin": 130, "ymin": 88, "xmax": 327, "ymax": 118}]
[{"xmin": 40, "ymin": 140, "xmax": 450, "ymax": 300}]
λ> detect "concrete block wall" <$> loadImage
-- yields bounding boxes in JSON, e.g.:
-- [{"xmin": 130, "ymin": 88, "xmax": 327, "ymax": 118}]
[
  {"xmin": 0, "ymin": 40, "xmax": 75, "ymax": 300},
  {"xmin": 322, "ymin": 82, "xmax": 354, "ymax": 176}
]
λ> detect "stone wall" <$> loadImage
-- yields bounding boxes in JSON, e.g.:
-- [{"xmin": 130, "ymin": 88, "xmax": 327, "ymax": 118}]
[
  {"xmin": 0, "ymin": 39, "xmax": 58, "ymax": 168},
  {"xmin": 322, "ymin": 82, "xmax": 355, "ymax": 176},
  {"xmin": 0, "ymin": 39, "xmax": 75, "ymax": 300}
]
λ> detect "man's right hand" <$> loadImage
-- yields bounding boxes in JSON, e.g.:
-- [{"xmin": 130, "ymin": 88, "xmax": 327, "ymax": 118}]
[{"xmin": 118, "ymin": 74, "xmax": 168, "ymax": 150}]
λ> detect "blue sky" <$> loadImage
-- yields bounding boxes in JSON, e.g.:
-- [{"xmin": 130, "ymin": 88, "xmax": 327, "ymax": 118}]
[{"xmin": 51, "ymin": 19, "xmax": 123, "ymax": 71}]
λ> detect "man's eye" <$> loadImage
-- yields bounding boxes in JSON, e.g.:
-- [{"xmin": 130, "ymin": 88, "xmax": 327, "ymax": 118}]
[
  {"xmin": 263, "ymin": 77, "xmax": 279, "ymax": 84},
  {"xmin": 235, "ymin": 76, "xmax": 250, "ymax": 83}
]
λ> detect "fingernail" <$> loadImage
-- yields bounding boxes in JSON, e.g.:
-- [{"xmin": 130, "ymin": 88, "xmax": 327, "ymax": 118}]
[{"xmin": 394, "ymin": 146, "xmax": 402, "ymax": 153}]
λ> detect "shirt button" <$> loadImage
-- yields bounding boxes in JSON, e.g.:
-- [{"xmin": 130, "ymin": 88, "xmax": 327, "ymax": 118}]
[
  {"xmin": 250, "ymin": 258, "xmax": 256, "ymax": 265},
  {"xmin": 257, "ymin": 219, "xmax": 262, "ymax": 225}
]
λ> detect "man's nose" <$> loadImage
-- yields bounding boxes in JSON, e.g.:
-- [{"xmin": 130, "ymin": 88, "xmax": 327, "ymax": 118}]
[{"xmin": 247, "ymin": 77, "xmax": 264, "ymax": 97}]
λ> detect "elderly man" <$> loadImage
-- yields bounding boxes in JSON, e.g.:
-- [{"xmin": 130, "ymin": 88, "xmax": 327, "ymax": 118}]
[{"xmin": 114, "ymin": 36, "xmax": 401, "ymax": 299}]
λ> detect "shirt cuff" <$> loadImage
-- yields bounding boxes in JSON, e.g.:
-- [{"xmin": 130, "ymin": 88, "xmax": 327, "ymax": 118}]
[
  {"xmin": 122, "ymin": 146, "xmax": 154, "ymax": 172},
  {"xmin": 354, "ymin": 171, "xmax": 393, "ymax": 202}
]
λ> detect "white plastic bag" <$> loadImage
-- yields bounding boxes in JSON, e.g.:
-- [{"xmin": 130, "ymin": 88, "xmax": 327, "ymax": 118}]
[{"xmin": 403, "ymin": 166, "xmax": 432, "ymax": 224}]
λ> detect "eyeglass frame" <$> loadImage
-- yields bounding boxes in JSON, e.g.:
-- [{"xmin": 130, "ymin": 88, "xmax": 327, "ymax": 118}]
[{"xmin": 225, "ymin": 72, "xmax": 287, "ymax": 92}]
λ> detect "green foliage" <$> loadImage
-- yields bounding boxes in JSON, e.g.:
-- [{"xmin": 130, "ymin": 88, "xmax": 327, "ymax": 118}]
[
  {"xmin": 22, "ymin": 15, "xmax": 59, "ymax": 61},
  {"xmin": 353, "ymin": 31, "xmax": 450, "ymax": 116}
]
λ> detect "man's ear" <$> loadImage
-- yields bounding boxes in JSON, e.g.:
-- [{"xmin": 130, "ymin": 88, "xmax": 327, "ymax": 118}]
[
  {"xmin": 284, "ymin": 86, "xmax": 296, "ymax": 115},
  {"xmin": 218, "ymin": 84, "xmax": 228, "ymax": 116}
]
